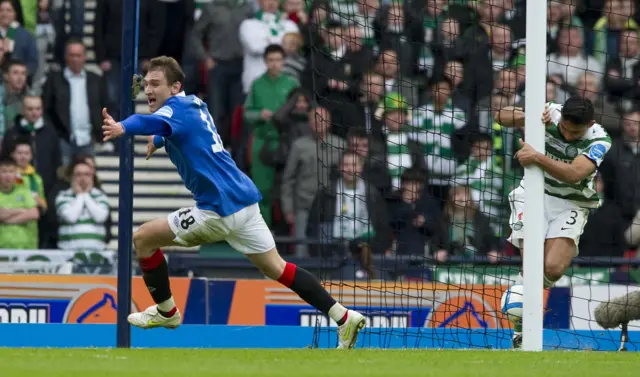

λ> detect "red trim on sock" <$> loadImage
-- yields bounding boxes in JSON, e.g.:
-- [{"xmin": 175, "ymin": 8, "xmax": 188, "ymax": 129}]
[
  {"xmin": 140, "ymin": 249, "xmax": 164, "ymax": 272},
  {"xmin": 339, "ymin": 311, "xmax": 348, "ymax": 325},
  {"xmin": 165, "ymin": 307, "xmax": 177, "ymax": 318},
  {"xmin": 277, "ymin": 262, "xmax": 296, "ymax": 288}
]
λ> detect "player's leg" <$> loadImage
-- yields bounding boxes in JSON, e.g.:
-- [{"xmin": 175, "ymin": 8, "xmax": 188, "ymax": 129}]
[
  {"xmin": 542, "ymin": 206, "xmax": 588, "ymax": 288},
  {"xmin": 229, "ymin": 204, "xmax": 366, "ymax": 349},
  {"xmin": 128, "ymin": 216, "xmax": 184, "ymax": 328}
]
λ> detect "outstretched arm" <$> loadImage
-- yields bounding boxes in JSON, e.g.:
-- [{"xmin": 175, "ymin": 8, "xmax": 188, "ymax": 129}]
[{"xmin": 102, "ymin": 108, "xmax": 173, "ymax": 141}]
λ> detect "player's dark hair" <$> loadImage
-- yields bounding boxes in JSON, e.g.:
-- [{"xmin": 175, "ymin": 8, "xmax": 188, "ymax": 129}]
[
  {"xmin": 561, "ymin": 96, "xmax": 594, "ymax": 126},
  {"xmin": 148, "ymin": 56, "xmax": 185, "ymax": 88},
  {"xmin": 401, "ymin": 168, "xmax": 426, "ymax": 186},
  {"xmin": 0, "ymin": 155, "xmax": 17, "ymax": 167},
  {"xmin": 347, "ymin": 127, "xmax": 369, "ymax": 140},
  {"xmin": 264, "ymin": 44, "xmax": 285, "ymax": 59}
]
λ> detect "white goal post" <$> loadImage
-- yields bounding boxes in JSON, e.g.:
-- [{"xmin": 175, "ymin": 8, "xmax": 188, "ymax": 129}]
[{"xmin": 522, "ymin": 0, "xmax": 548, "ymax": 352}]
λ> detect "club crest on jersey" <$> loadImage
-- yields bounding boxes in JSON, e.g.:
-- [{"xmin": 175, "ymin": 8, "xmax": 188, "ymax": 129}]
[{"xmin": 565, "ymin": 145, "xmax": 578, "ymax": 158}]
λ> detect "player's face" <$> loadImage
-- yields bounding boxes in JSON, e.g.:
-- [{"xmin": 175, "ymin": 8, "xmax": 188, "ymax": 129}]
[
  {"xmin": 0, "ymin": 164, "xmax": 16, "ymax": 189},
  {"xmin": 558, "ymin": 119, "xmax": 591, "ymax": 141},
  {"xmin": 144, "ymin": 69, "xmax": 181, "ymax": 113},
  {"xmin": 11, "ymin": 144, "xmax": 31, "ymax": 169}
]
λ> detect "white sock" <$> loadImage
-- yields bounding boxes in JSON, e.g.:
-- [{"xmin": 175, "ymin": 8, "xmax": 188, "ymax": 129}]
[
  {"xmin": 157, "ymin": 296, "xmax": 176, "ymax": 312},
  {"xmin": 328, "ymin": 303, "xmax": 348, "ymax": 323}
]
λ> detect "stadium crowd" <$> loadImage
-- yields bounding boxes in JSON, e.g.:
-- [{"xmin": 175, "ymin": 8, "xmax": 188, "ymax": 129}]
[{"xmin": 0, "ymin": 0, "xmax": 639, "ymax": 275}]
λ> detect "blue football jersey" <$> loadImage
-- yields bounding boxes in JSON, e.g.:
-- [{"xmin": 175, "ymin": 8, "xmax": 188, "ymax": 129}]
[{"xmin": 150, "ymin": 94, "xmax": 261, "ymax": 216}]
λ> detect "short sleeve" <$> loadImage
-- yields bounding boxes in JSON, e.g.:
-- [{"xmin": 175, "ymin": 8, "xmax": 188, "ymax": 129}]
[
  {"xmin": 582, "ymin": 141, "xmax": 611, "ymax": 167},
  {"xmin": 150, "ymin": 100, "xmax": 184, "ymax": 135},
  {"xmin": 546, "ymin": 102, "xmax": 563, "ymax": 125}
]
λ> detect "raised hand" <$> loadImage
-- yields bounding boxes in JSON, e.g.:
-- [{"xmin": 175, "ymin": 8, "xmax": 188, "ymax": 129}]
[{"xmin": 102, "ymin": 108, "xmax": 125, "ymax": 141}]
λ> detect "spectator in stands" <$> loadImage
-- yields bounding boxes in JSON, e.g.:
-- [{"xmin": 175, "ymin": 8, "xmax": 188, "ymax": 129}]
[
  {"xmin": 308, "ymin": 151, "xmax": 391, "ymax": 266},
  {"xmin": 547, "ymin": 24, "xmax": 604, "ymax": 87},
  {"xmin": 489, "ymin": 24, "xmax": 513, "ymax": 72},
  {"xmin": 600, "ymin": 109, "xmax": 640, "ymax": 222},
  {"xmin": 388, "ymin": 168, "xmax": 439, "ymax": 256},
  {"xmin": 95, "ymin": 0, "xmax": 164, "ymax": 120},
  {"xmin": 243, "ymin": 44, "xmax": 298, "ymax": 226},
  {"xmin": 281, "ymin": 106, "xmax": 345, "ymax": 257},
  {"xmin": 375, "ymin": 49, "xmax": 419, "ymax": 107},
  {"xmin": 43, "ymin": 38, "xmax": 108, "ymax": 165},
  {"xmin": 304, "ymin": 21, "xmax": 374, "ymax": 138},
  {"xmin": 3, "ymin": 59, "xmax": 29, "ymax": 132},
  {"xmin": 281, "ymin": 32, "xmax": 305, "ymax": 84},
  {"xmin": 604, "ymin": 28, "xmax": 640, "ymax": 112},
  {"xmin": 379, "ymin": 92, "xmax": 422, "ymax": 190},
  {"xmin": 355, "ymin": 71, "xmax": 385, "ymax": 146},
  {"xmin": 282, "ymin": 0, "xmax": 307, "ymax": 25},
  {"xmin": 346, "ymin": 127, "xmax": 390, "ymax": 195},
  {"xmin": 453, "ymin": 133, "xmax": 504, "ymax": 235},
  {"xmin": 55, "ymin": 158, "xmax": 109, "ymax": 251},
  {"xmin": 581, "ymin": 173, "xmax": 626, "ymax": 257},
  {"xmin": 31, "ymin": 0, "xmax": 55, "ymax": 96},
  {"xmin": 574, "ymin": 71, "xmax": 620, "ymax": 131},
  {"xmin": 8, "ymin": 136, "xmax": 46, "ymax": 214},
  {"xmin": 51, "ymin": 0, "xmax": 84, "ymax": 63},
  {"xmin": 156, "ymin": 0, "xmax": 195, "ymax": 64},
  {"xmin": 239, "ymin": 0, "xmax": 298, "ymax": 93},
  {"xmin": 0, "ymin": 0, "xmax": 38, "ymax": 81},
  {"xmin": 374, "ymin": 0, "xmax": 422, "ymax": 78},
  {"xmin": 432, "ymin": 185, "xmax": 500, "ymax": 263},
  {"xmin": 273, "ymin": 87, "xmax": 312, "ymax": 142},
  {"xmin": 1, "ymin": 95, "xmax": 60, "ymax": 195},
  {"xmin": 190, "ymin": 0, "xmax": 252, "ymax": 143},
  {"xmin": 414, "ymin": 78, "xmax": 467, "ymax": 205},
  {"xmin": 443, "ymin": 59, "xmax": 473, "ymax": 122},
  {"xmin": 592, "ymin": 0, "xmax": 637, "ymax": 64},
  {"xmin": 0, "ymin": 156, "xmax": 39, "ymax": 249}
]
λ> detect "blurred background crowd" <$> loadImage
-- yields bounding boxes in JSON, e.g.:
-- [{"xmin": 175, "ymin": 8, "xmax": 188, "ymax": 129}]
[{"xmin": 0, "ymin": 0, "xmax": 639, "ymax": 278}]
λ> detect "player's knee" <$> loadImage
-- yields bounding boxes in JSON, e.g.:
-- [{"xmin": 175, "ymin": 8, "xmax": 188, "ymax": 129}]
[
  {"xmin": 132, "ymin": 226, "xmax": 154, "ymax": 258},
  {"xmin": 544, "ymin": 261, "xmax": 566, "ymax": 282}
]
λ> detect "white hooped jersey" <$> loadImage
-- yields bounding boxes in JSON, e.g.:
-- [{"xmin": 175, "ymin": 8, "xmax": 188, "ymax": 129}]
[{"xmin": 521, "ymin": 103, "xmax": 612, "ymax": 209}]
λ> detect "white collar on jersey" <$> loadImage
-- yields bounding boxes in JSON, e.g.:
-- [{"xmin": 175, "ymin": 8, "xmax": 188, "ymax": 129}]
[{"xmin": 176, "ymin": 91, "xmax": 186, "ymax": 97}]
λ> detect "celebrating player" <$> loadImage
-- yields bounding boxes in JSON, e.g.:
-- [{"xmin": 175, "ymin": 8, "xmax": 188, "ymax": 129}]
[
  {"xmin": 102, "ymin": 56, "xmax": 366, "ymax": 349},
  {"xmin": 495, "ymin": 97, "xmax": 611, "ymax": 348}
]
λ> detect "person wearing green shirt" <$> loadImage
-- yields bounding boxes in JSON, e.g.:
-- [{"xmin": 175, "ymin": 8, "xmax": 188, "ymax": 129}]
[
  {"xmin": 244, "ymin": 44, "xmax": 298, "ymax": 225},
  {"xmin": 0, "ymin": 156, "xmax": 39, "ymax": 249}
]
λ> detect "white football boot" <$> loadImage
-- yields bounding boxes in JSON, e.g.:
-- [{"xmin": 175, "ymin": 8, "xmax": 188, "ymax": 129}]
[
  {"xmin": 337, "ymin": 310, "xmax": 366, "ymax": 349},
  {"xmin": 127, "ymin": 305, "xmax": 182, "ymax": 329}
]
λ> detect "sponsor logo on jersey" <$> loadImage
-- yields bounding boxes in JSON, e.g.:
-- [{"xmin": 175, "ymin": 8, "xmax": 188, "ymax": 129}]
[{"xmin": 588, "ymin": 143, "xmax": 606, "ymax": 161}]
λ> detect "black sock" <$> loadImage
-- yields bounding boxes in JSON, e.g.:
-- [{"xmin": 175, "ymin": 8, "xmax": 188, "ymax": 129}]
[
  {"xmin": 140, "ymin": 249, "xmax": 173, "ymax": 308},
  {"xmin": 277, "ymin": 262, "xmax": 337, "ymax": 317}
]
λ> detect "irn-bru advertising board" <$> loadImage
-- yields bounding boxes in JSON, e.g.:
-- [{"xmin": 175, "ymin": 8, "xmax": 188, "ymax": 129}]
[{"xmin": 0, "ymin": 275, "xmax": 570, "ymax": 329}]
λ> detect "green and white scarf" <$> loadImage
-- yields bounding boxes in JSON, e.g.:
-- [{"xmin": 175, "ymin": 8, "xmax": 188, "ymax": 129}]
[{"xmin": 255, "ymin": 10, "xmax": 285, "ymax": 37}]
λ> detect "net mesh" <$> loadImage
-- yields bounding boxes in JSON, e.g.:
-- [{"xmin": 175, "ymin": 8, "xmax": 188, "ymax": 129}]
[{"xmin": 305, "ymin": 0, "xmax": 640, "ymax": 350}]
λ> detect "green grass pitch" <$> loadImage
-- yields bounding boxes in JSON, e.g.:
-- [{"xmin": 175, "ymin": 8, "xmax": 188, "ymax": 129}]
[{"xmin": 2, "ymin": 349, "xmax": 637, "ymax": 377}]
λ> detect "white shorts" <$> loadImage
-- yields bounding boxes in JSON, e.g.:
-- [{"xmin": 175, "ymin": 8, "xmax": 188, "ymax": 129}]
[
  {"xmin": 507, "ymin": 186, "xmax": 589, "ymax": 255},
  {"xmin": 167, "ymin": 203, "xmax": 275, "ymax": 254}
]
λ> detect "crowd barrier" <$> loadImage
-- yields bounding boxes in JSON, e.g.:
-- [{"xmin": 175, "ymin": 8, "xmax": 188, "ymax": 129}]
[{"xmin": 0, "ymin": 274, "xmax": 638, "ymax": 350}]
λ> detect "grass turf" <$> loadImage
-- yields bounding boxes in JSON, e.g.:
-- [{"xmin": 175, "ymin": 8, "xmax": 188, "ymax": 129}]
[{"xmin": 2, "ymin": 349, "xmax": 637, "ymax": 377}]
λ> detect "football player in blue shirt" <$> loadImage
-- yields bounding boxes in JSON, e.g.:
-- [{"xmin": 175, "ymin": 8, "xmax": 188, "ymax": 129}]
[{"xmin": 102, "ymin": 55, "xmax": 365, "ymax": 348}]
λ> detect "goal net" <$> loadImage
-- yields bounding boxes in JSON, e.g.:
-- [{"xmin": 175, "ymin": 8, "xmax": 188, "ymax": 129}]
[{"xmin": 305, "ymin": 0, "xmax": 640, "ymax": 350}]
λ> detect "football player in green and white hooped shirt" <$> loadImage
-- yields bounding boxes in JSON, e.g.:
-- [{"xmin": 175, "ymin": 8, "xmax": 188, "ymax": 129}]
[{"xmin": 495, "ymin": 96, "xmax": 612, "ymax": 349}]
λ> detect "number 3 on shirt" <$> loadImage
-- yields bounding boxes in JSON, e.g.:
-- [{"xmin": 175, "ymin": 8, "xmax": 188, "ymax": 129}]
[{"xmin": 200, "ymin": 109, "xmax": 224, "ymax": 153}]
